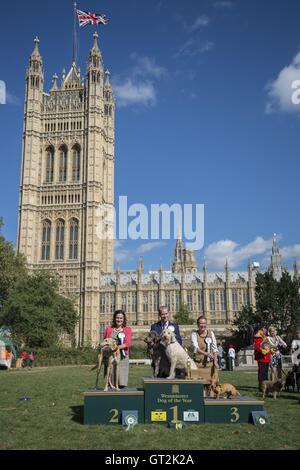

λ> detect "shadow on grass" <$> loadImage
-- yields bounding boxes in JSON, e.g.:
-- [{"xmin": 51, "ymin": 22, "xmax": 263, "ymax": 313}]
[{"xmin": 70, "ymin": 405, "xmax": 84, "ymax": 424}]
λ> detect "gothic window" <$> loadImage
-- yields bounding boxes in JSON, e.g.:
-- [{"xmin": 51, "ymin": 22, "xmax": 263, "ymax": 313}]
[
  {"xmin": 242, "ymin": 289, "xmax": 249, "ymax": 306},
  {"xmin": 110, "ymin": 293, "xmax": 115, "ymax": 313},
  {"xmin": 121, "ymin": 294, "xmax": 126, "ymax": 312},
  {"xmin": 72, "ymin": 146, "xmax": 80, "ymax": 181},
  {"xmin": 41, "ymin": 220, "xmax": 51, "ymax": 260},
  {"xmin": 45, "ymin": 147, "xmax": 54, "ymax": 183},
  {"xmin": 55, "ymin": 219, "xmax": 65, "ymax": 260},
  {"xmin": 143, "ymin": 293, "xmax": 148, "ymax": 313},
  {"xmin": 104, "ymin": 105, "xmax": 109, "ymax": 116},
  {"xmin": 220, "ymin": 289, "xmax": 227, "ymax": 311},
  {"xmin": 198, "ymin": 291, "xmax": 204, "ymax": 311},
  {"xmin": 69, "ymin": 218, "xmax": 79, "ymax": 259},
  {"xmin": 209, "ymin": 290, "xmax": 216, "ymax": 311},
  {"xmin": 59, "ymin": 146, "xmax": 68, "ymax": 182},
  {"xmin": 232, "ymin": 289, "xmax": 238, "ymax": 310},
  {"xmin": 187, "ymin": 291, "xmax": 193, "ymax": 312},
  {"xmin": 176, "ymin": 291, "xmax": 180, "ymax": 311},
  {"xmin": 132, "ymin": 292, "xmax": 137, "ymax": 313},
  {"xmin": 100, "ymin": 294, "xmax": 105, "ymax": 314},
  {"xmin": 165, "ymin": 291, "xmax": 171, "ymax": 310},
  {"xmin": 153, "ymin": 291, "xmax": 159, "ymax": 312},
  {"xmin": 99, "ymin": 323, "xmax": 105, "ymax": 340}
]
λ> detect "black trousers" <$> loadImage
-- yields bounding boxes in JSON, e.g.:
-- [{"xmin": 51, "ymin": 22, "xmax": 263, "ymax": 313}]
[
  {"xmin": 258, "ymin": 362, "xmax": 269, "ymax": 390},
  {"xmin": 296, "ymin": 373, "xmax": 300, "ymax": 392}
]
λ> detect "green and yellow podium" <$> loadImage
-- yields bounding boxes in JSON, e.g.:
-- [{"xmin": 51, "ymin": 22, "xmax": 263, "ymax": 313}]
[{"xmin": 83, "ymin": 378, "xmax": 265, "ymax": 425}]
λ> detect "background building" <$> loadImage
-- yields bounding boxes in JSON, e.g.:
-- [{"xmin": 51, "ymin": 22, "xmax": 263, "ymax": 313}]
[
  {"xmin": 17, "ymin": 37, "xmax": 298, "ymax": 346},
  {"xmin": 17, "ymin": 34, "xmax": 115, "ymax": 346}
]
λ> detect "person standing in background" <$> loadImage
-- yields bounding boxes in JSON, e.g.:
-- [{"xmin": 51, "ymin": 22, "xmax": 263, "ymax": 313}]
[
  {"xmin": 228, "ymin": 344, "xmax": 236, "ymax": 371},
  {"xmin": 21, "ymin": 351, "xmax": 27, "ymax": 368},
  {"xmin": 29, "ymin": 351, "xmax": 35, "ymax": 368},
  {"xmin": 267, "ymin": 326, "xmax": 287, "ymax": 381},
  {"xmin": 254, "ymin": 325, "xmax": 271, "ymax": 391}
]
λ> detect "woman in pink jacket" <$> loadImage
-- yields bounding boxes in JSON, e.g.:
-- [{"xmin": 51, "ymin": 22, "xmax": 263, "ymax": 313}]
[{"xmin": 104, "ymin": 310, "xmax": 132, "ymax": 388}]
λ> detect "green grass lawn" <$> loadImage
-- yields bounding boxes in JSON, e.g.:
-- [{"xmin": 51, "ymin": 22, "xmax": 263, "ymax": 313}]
[{"xmin": 0, "ymin": 365, "xmax": 299, "ymax": 450}]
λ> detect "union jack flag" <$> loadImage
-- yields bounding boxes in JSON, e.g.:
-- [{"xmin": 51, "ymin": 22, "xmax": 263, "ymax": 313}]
[{"xmin": 77, "ymin": 10, "xmax": 108, "ymax": 28}]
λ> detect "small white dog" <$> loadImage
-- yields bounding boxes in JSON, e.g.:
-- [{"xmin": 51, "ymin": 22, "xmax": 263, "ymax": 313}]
[{"xmin": 160, "ymin": 329, "xmax": 197, "ymax": 379}]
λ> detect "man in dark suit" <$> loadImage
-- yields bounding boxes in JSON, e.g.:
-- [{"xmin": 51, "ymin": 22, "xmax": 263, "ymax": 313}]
[{"xmin": 151, "ymin": 306, "xmax": 182, "ymax": 345}]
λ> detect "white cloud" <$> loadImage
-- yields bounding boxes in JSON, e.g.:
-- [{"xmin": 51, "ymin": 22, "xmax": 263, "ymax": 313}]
[
  {"xmin": 137, "ymin": 241, "xmax": 167, "ymax": 254},
  {"xmin": 115, "ymin": 240, "xmax": 132, "ymax": 263},
  {"xmin": 114, "ymin": 240, "xmax": 168, "ymax": 262},
  {"xmin": 204, "ymin": 236, "xmax": 273, "ymax": 269},
  {"xmin": 113, "ymin": 79, "xmax": 156, "ymax": 108},
  {"xmin": 281, "ymin": 244, "xmax": 300, "ymax": 260},
  {"xmin": 190, "ymin": 15, "xmax": 210, "ymax": 33},
  {"xmin": 6, "ymin": 91, "xmax": 21, "ymax": 106},
  {"xmin": 213, "ymin": 1, "xmax": 233, "ymax": 8},
  {"xmin": 131, "ymin": 55, "xmax": 167, "ymax": 79},
  {"xmin": 265, "ymin": 51, "xmax": 300, "ymax": 114},
  {"xmin": 112, "ymin": 55, "xmax": 166, "ymax": 108},
  {"xmin": 175, "ymin": 39, "xmax": 214, "ymax": 58}
]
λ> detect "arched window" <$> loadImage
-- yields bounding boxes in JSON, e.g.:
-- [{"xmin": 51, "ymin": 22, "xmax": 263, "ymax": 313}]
[
  {"xmin": 209, "ymin": 290, "xmax": 216, "ymax": 311},
  {"xmin": 72, "ymin": 146, "xmax": 80, "ymax": 182},
  {"xmin": 55, "ymin": 219, "xmax": 65, "ymax": 260},
  {"xmin": 59, "ymin": 146, "xmax": 68, "ymax": 182},
  {"xmin": 41, "ymin": 220, "xmax": 51, "ymax": 260},
  {"xmin": 69, "ymin": 218, "xmax": 79, "ymax": 259},
  {"xmin": 45, "ymin": 147, "xmax": 54, "ymax": 183}
]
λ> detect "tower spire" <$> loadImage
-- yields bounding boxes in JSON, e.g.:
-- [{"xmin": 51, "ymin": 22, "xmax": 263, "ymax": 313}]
[{"xmin": 270, "ymin": 233, "xmax": 282, "ymax": 281}]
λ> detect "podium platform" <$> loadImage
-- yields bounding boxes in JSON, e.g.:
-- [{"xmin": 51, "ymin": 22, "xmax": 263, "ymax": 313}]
[
  {"xmin": 84, "ymin": 388, "xmax": 144, "ymax": 425},
  {"xmin": 204, "ymin": 396, "xmax": 265, "ymax": 423},
  {"xmin": 83, "ymin": 378, "xmax": 266, "ymax": 426},
  {"xmin": 143, "ymin": 378, "xmax": 205, "ymax": 424}
]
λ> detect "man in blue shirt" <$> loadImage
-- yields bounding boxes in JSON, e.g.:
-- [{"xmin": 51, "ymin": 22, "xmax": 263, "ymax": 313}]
[{"xmin": 150, "ymin": 306, "xmax": 182, "ymax": 345}]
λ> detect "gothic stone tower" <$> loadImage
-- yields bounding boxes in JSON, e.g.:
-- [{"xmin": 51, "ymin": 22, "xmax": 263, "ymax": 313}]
[{"xmin": 17, "ymin": 34, "xmax": 115, "ymax": 346}]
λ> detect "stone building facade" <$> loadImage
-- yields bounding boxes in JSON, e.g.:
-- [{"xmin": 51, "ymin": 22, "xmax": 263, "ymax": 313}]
[
  {"xmin": 17, "ymin": 34, "xmax": 115, "ymax": 346},
  {"xmin": 17, "ymin": 37, "xmax": 299, "ymax": 346}
]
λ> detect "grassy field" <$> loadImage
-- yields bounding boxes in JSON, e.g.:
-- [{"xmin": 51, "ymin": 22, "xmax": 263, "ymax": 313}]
[{"xmin": 0, "ymin": 365, "xmax": 299, "ymax": 450}]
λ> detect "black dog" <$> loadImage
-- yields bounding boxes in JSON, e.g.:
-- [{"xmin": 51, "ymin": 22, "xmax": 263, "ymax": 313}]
[
  {"xmin": 144, "ymin": 331, "xmax": 170, "ymax": 378},
  {"xmin": 284, "ymin": 370, "xmax": 295, "ymax": 392}
]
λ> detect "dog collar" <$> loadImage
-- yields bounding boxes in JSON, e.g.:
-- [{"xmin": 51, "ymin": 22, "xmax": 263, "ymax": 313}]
[{"xmin": 111, "ymin": 347, "xmax": 119, "ymax": 353}]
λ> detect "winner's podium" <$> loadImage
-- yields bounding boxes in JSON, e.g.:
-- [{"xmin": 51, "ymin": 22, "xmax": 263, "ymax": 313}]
[
  {"xmin": 83, "ymin": 378, "xmax": 266, "ymax": 425},
  {"xmin": 143, "ymin": 378, "xmax": 205, "ymax": 424}
]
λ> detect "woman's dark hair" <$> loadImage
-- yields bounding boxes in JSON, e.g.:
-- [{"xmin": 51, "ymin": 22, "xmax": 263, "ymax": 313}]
[
  {"xmin": 111, "ymin": 310, "xmax": 127, "ymax": 328},
  {"xmin": 197, "ymin": 315, "xmax": 207, "ymax": 323}
]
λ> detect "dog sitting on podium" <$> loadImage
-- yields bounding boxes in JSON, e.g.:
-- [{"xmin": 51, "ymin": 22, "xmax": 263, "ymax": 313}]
[
  {"xmin": 92, "ymin": 338, "xmax": 121, "ymax": 391},
  {"xmin": 144, "ymin": 330, "xmax": 171, "ymax": 378},
  {"xmin": 211, "ymin": 379, "xmax": 241, "ymax": 399},
  {"xmin": 159, "ymin": 329, "xmax": 199, "ymax": 379}
]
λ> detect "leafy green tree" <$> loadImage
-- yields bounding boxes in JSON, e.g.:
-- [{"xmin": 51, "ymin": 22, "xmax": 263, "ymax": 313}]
[
  {"xmin": 0, "ymin": 271, "xmax": 79, "ymax": 348},
  {"xmin": 234, "ymin": 270, "xmax": 300, "ymax": 344},
  {"xmin": 0, "ymin": 218, "xmax": 26, "ymax": 311},
  {"xmin": 174, "ymin": 303, "xmax": 193, "ymax": 325}
]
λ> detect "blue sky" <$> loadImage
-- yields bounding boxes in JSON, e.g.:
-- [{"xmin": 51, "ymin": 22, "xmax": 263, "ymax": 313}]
[{"xmin": 0, "ymin": 0, "xmax": 300, "ymax": 272}]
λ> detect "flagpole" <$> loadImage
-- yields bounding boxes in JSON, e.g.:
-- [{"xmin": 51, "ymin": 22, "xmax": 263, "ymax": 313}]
[{"xmin": 73, "ymin": 1, "xmax": 78, "ymax": 64}]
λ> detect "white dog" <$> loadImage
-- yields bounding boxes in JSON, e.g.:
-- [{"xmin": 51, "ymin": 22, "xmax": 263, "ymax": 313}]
[{"xmin": 160, "ymin": 329, "xmax": 197, "ymax": 379}]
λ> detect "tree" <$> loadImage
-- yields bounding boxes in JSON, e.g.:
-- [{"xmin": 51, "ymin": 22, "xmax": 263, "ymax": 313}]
[
  {"xmin": 0, "ymin": 271, "xmax": 79, "ymax": 348},
  {"xmin": 0, "ymin": 218, "xmax": 27, "ymax": 311},
  {"xmin": 174, "ymin": 303, "xmax": 193, "ymax": 325},
  {"xmin": 234, "ymin": 270, "xmax": 300, "ymax": 345}
]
